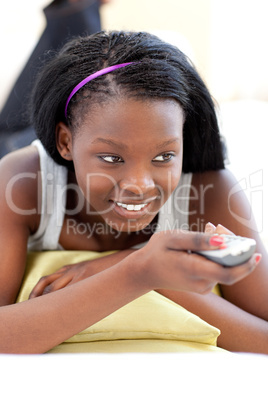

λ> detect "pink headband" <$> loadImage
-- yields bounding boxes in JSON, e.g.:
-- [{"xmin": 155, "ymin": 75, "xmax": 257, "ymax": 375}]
[{"xmin": 64, "ymin": 62, "xmax": 134, "ymax": 118}]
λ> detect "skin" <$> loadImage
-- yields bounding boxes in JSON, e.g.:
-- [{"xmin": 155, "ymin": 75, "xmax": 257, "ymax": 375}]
[{"xmin": 0, "ymin": 98, "xmax": 265, "ymax": 354}]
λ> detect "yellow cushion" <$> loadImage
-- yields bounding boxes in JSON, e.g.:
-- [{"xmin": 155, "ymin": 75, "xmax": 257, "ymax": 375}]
[
  {"xmin": 49, "ymin": 339, "xmax": 225, "ymax": 354},
  {"xmin": 17, "ymin": 251, "xmax": 223, "ymax": 353}
]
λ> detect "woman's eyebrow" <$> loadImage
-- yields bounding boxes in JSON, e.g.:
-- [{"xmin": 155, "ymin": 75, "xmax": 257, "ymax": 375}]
[
  {"xmin": 155, "ymin": 138, "xmax": 180, "ymax": 150},
  {"xmin": 91, "ymin": 137, "xmax": 127, "ymax": 150}
]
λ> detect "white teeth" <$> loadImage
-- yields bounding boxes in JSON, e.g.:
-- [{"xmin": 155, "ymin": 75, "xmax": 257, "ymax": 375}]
[{"xmin": 116, "ymin": 202, "xmax": 147, "ymax": 211}]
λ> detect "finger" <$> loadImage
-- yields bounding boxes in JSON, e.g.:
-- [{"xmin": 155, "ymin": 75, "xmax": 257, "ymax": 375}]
[
  {"xmin": 199, "ymin": 253, "xmax": 261, "ymax": 286},
  {"xmin": 205, "ymin": 222, "xmax": 234, "ymax": 236},
  {"xmin": 215, "ymin": 224, "xmax": 234, "ymax": 236},
  {"xmin": 179, "ymin": 254, "xmax": 219, "ymax": 293},
  {"xmin": 166, "ymin": 230, "xmax": 226, "ymax": 252},
  {"xmin": 187, "ymin": 278, "xmax": 218, "ymax": 295},
  {"xmin": 29, "ymin": 265, "xmax": 72, "ymax": 298},
  {"xmin": 204, "ymin": 222, "xmax": 216, "ymax": 234},
  {"xmin": 56, "ymin": 265, "xmax": 70, "ymax": 274},
  {"xmin": 42, "ymin": 275, "xmax": 73, "ymax": 295},
  {"xmin": 221, "ymin": 253, "xmax": 261, "ymax": 285},
  {"xmin": 181, "ymin": 252, "xmax": 260, "ymax": 288},
  {"xmin": 29, "ymin": 272, "xmax": 63, "ymax": 299}
]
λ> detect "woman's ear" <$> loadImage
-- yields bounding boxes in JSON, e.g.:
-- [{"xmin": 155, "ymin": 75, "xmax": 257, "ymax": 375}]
[{"xmin": 56, "ymin": 122, "xmax": 73, "ymax": 161}]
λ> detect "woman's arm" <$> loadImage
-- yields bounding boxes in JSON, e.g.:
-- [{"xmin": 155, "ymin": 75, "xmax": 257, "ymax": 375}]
[
  {"xmin": 0, "ymin": 228, "xmax": 258, "ymax": 353},
  {"xmin": 157, "ymin": 169, "xmax": 268, "ymax": 354},
  {"xmin": 156, "ymin": 288, "xmax": 268, "ymax": 354},
  {"xmin": 0, "ymin": 147, "xmax": 41, "ymax": 305},
  {"xmin": 189, "ymin": 168, "xmax": 268, "ymax": 321},
  {"xmin": 152, "ymin": 168, "xmax": 268, "ymax": 354},
  {"xmin": 0, "ymin": 252, "xmax": 147, "ymax": 354}
]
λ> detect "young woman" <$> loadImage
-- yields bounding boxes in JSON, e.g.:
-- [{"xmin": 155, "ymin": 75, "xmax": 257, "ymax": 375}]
[{"xmin": 0, "ymin": 31, "xmax": 266, "ymax": 354}]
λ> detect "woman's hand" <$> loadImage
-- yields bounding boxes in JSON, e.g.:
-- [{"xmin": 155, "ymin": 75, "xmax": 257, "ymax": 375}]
[
  {"xmin": 29, "ymin": 249, "xmax": 135, "ymax": 299},
  {"xmin": 136, "ymin": 229, "xmax": 261, "ymax": 294},
  {"xmin": 29, "ymin": 260, "xmax": 96, "ymax": 299}
]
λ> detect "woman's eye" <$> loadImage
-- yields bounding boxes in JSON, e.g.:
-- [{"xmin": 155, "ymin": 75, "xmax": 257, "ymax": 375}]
[
  {"xmin": 153, "ymin": 153, "xmax": 174, "ymax": 162},
  {"xmin": 99, "ymin": 155, "xmax": 124, "ymax": 164}
]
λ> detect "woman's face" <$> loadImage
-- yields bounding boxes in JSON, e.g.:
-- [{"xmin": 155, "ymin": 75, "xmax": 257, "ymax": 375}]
[{"xmin": 62, "ymin": 98, "xmax": 184, "ymax": 232}]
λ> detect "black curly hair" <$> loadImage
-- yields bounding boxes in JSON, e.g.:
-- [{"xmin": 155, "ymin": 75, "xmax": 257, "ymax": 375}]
[{"xmin": 30, "ymin": 30, "xmax": 225, "ymax": 173}]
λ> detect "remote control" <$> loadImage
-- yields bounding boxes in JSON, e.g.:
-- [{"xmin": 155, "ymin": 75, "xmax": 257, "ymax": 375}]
[{"xmin": 197, "ymin": 235, "xmax": 256, "ymax": 267}]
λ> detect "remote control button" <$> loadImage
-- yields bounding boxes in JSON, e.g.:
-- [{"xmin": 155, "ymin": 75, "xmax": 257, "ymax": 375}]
[{"xmin": 231, "ymin": 249, "xmax": 242, "ymax": 256}]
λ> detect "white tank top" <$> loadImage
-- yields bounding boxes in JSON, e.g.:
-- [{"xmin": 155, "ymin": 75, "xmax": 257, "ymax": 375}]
[{"xmin": 28, "ymin": 140, "xmax": 192, "ymax": 250}]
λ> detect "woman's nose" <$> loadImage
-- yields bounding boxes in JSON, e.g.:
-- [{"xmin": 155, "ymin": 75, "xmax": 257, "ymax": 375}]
[{"xmin": 119, "ymin": 167, "xmax": 155, "ymax": 196}]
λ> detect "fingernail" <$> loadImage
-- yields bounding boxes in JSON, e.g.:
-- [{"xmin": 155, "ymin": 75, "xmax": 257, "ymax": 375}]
[
  {"xmin": 206, "ymin": 222, "xmax": 216, "ymax": 228},
  {"xmin": 205, "ymin": 222, "xmax": 216, "ymax": 233},
  {"xmin": 255, "ymin": 254, "xmax": 262, "ymax": 264},
  {"xmin": 209, "ymin": 235, "xmax": 225, "ymax": 246},
  {"xmin": 219, "ymin": 244, "xmax": 227, "ymax": 249}
]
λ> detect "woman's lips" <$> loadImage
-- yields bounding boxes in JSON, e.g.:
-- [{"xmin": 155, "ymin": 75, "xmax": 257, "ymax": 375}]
[
  {"xmin": 111, "ymin": 200, "xmax": 153, "ymax": 218},
  {"xmin": 115, "ymin": 201, "xmax": 148, "ymax": 211}
]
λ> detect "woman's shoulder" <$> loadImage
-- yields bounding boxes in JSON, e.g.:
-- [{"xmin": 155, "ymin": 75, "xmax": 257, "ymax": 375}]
[
  {"xmin": 191, "ymin": 168, "xmax": 240, "ymax": 205},
  {"xmin": 190, "ymin": 168, "xmax": 255, "ymax": 234},
  {"xmin": 0, "ymin": 145, "xmax": 41, "ymax": 232},
  {"xmin": 0, "ymin": 144, "xmax": 40, "ymax": 178},
  {"xmin": 191, "ymin": 168, "xmax": 237, "ymax": 189}
]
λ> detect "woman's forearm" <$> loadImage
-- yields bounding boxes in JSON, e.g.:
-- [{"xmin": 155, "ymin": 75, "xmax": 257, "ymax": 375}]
[
  {"xmin": 0, "ymin": 252, "xmax": 147, "ymax": 354},
  {"xmin": 157, "ymin": 289, "xmax": 268, "ymax": 354}
]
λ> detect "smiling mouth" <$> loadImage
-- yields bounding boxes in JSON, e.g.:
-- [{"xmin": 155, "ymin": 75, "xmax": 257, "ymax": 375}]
[{"xmin": 115, "ymin": 201, "xmax": 148, "ymax": 211}]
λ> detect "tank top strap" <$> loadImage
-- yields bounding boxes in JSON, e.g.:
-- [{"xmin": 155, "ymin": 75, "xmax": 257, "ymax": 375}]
[
  {"xmin": 28, "ymin": 140, "xmax": 68, "ymax": 250},
  {"xmin": 157, "ymin": 172, "xmax": 193, "ymax": 232}
]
